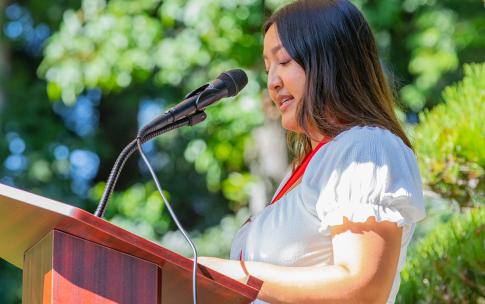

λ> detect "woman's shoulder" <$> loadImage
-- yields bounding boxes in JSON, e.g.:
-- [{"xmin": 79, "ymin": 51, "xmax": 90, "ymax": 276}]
[
  {"xmin": 307, "ymin": 125, "xmax": 418, "ymax": 180},
  {"xmin": 331, "ymin": 125, "xmax": 411, "ymax": 152},
  {"xmin": 311, "ymin": 125, "xmax": 414, "ymax": 162}
]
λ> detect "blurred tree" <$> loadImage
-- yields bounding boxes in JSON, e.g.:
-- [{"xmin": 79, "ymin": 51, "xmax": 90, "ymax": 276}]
[
  {"xmin": 1, "ymin": 1, "xmax": 83, "ymax": 302},
  {"xmin": 355, "ymin": 0, "xmax": 485, "ymax": 113},
  {"xmin": 414, "ymin": 62, "xmax": 485, "ymax": 208},
  {"xmin": 398, "ymin": 62, "xmax": 485, "ymax": 301},
  {"xmin": 37, "ymin": 0, "xmax": 286, "ymax": 232},
  {"xmin": 397, "ymin": 206, "xmax": 485, "ymax": 303}
]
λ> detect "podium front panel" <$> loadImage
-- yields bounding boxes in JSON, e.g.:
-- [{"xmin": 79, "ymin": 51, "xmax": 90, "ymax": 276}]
[{"xmin": 23, "ymin": 230, "xmax": 160, "ymax": 304}]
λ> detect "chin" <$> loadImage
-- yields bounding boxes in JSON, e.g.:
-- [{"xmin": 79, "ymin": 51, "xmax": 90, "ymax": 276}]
[{"xmin": 281, "ymin": 117, "xmax": 301, "ymax": 133}]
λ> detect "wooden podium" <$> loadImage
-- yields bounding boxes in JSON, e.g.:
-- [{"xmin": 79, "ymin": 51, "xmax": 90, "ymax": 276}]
[{"xmin": 0, "ymin": 183, "xmax": 262, "ymax": 303}]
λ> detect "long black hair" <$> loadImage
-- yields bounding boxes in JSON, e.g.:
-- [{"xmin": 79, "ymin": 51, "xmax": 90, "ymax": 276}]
[{"xmin": 264, "ymin": 0, "xmax": 411, "ymax": 164}]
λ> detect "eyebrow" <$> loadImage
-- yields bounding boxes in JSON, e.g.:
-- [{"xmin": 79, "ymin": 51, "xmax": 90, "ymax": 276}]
[{"xmin": 263, "ymin": 44, "xmax": 283, "ymax": 60}]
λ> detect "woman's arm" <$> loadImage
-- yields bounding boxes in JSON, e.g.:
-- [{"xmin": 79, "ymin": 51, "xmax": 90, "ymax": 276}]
[{"xmin": 197, "ymin": 217, "xmax": 402, "ymax": 304}]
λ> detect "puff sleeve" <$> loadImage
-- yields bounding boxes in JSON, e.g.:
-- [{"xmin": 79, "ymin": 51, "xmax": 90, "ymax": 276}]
[{"xmin": 305, "ymin": 127, "xmax": 426, "ymax": 231}]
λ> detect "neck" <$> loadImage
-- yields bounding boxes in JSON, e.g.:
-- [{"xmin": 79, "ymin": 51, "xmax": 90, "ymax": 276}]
[
  {"xmin": 310, "ymin": 134, "xmax": 326, "ymax": 149},
  {"xmin": 310, "ymin": 140, "xmax": 319, "ymax": 150}
]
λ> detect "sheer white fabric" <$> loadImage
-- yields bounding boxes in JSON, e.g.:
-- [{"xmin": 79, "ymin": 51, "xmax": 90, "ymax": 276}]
[{"xmin": 230, "ymin": 126, "xmax": 426, "ymax": 303}]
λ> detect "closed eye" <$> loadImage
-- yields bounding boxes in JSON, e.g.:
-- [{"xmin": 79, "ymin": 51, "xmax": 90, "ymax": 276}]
[{"xmin": 264, "ymin": 59, "xmax": 290, "ymax": 73}]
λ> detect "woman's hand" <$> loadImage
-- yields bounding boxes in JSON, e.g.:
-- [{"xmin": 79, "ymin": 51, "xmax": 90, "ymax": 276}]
[{"xmin": 196, "ymin": 256, "xmax": 249, "ymax": 284}]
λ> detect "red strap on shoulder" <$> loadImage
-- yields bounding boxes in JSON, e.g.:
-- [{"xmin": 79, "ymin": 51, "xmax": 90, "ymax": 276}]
[{"xmin": 271, "ymin": 137, "xmax": 331, "ymax": 204}]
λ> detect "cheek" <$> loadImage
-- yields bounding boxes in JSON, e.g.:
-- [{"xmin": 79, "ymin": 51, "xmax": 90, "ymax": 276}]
[
  {"xmin": 267, "ymin": 89, "xmax": 278, "ymax": 106},
  {"xmin": 287, "ymin": 69, "xmax": 306, "ymax": 99}
]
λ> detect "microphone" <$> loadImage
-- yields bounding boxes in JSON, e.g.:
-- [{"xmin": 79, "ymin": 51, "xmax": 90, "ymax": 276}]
[{"xmin": 137, "ymin": 69, "xmax": 248, "ymax": 138}]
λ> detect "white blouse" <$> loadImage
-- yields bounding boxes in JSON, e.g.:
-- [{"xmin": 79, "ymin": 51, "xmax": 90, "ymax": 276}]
[{"xmin": 230, "ymin": 126, "xmax": 426, "ymax": 303}]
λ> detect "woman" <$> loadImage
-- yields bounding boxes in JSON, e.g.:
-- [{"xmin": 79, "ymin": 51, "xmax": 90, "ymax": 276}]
[{"xmin": 198, "ymin": 0, "xmax": 425, "ymax": 302}]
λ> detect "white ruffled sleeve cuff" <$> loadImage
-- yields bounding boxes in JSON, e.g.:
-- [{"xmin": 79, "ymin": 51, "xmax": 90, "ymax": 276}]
[{"xmin": 318, "ymin": 196, "xmax": 426, "ymax": 232}]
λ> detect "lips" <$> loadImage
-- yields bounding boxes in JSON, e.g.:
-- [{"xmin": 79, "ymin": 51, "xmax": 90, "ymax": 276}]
[{"xmin": 277, "ymin": 95, "xmax": 294, "ymax": 112}]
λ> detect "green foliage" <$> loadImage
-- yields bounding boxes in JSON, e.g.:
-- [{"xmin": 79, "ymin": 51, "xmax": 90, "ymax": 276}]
[
  {"xmin": 38, "ymin": 0, "xmax": 269, "ymax": 206},
  {"xmin": 356, "ymin": 0, "xmax": 485, "ymax": 112},
  {"xmin": 0, "ymin": 260, "xmax": 22, "ymax": 304},
  {"xmin": 39, "ymin": 0, "xmax": 163, "ymax": 103},
  {"xmin": 399, "ymin": 8, "xmax": 459, "ymax": 111},
  {"xmin": 38, "ymin": 0, "xmax": 267, "ymax": 102},
  {"xmin": 39, "ymin": 0, "xmax": 485, "ymax": 112},
  {"xmin": 160, "ymin": 207, "xmax": 250, "ymax": 258},
  {"xmin": 414, "ymin": 63, "xmax": 485, "ymax": 207},
  {"xmin": 397, "ymin": 207, "xmax": 485, "ymax": 303},
  {"xmin": 90, "ymin": 182, "xmax": 172, "ymax": 239}
]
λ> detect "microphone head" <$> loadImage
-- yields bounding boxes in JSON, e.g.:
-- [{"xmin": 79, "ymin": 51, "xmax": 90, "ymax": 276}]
[{"xmin": 217, "ymin": 69, "xmax": 248, "ymax": 97}]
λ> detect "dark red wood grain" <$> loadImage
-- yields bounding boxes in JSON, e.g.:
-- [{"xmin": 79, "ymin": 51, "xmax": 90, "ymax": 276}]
[{"xmin": 24, "ymin": 230, "xmax": 160, "ymax": 304}]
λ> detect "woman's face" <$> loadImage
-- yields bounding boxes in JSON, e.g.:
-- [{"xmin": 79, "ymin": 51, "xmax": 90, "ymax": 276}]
[{"xmin": 263, "ymin": 24, "xmax": 306, "ymax": 133}]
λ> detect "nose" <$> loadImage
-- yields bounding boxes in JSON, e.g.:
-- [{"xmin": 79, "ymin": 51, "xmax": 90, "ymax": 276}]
[{"xmin": 267, "ymin": 68, "xmax": 282, "ymax": 92}]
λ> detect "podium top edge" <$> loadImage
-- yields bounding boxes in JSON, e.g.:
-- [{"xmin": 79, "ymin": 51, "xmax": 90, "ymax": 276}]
[{"xmin": 0, "ymin": 183, "xmax": 80, "ymax": 217}]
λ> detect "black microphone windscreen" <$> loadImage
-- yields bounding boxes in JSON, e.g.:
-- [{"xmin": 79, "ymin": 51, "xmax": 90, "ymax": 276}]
[{"xmin": 218, "ymin": 69, "xmax": 248, "ymax": 97}]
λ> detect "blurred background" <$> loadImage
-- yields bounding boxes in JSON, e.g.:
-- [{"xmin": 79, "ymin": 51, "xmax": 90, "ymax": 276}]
[{"xmin": 0, "ymin": 0, "xmax": 484, "ymax": 302}]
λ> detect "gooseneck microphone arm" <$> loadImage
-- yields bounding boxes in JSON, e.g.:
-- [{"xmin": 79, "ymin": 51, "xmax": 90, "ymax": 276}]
[{"xmin": 94, "ymin": 112, "xmax": 207, "ymax": 218}]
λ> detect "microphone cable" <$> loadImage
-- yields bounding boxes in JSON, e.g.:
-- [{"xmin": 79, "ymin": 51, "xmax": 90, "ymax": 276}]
[
  {"xmin": 94, "ymin": 112, "xmax": 207, "ymax": 218},
  {"xmin": 136, "ymin": 138, "xmax": 199, "ymax": 304}
]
